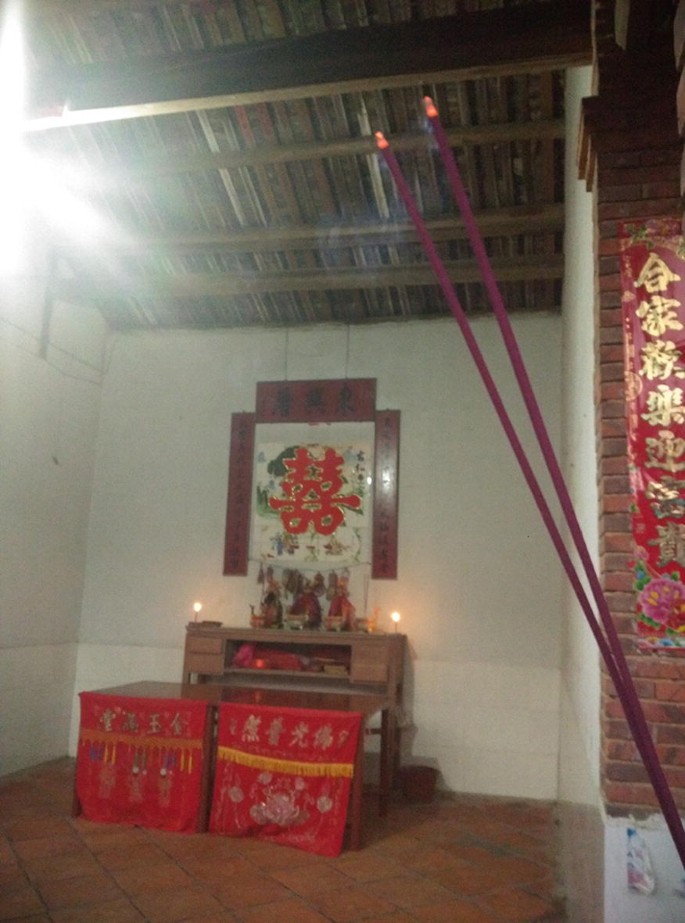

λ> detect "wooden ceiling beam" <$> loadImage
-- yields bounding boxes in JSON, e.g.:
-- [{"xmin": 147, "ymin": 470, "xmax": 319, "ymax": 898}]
[
  {"xmin": 51, "ymin": 253, "xmax": 563, "ymax": 302},
  {"xmin": 614, "ymin": 0, "xmax": 675, "ymax": 52},
  {"xmin": 54, "ymin": 204, "xmax": 565, "ymax": 255},
  {"xmin": 68, "ymin": 119, "xmax": 564, "ymax": 178},
  {"xmin": 24, "ymin": 2, "xmax": 591, "ymax": 132}
]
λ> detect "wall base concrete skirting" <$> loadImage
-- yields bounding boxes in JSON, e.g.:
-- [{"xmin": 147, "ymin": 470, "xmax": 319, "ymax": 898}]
[
  {"xmin": 603, "ymin": 815, "xmax": 685, "ymax": 923},
  {"xmin": 0, "ymin": 643, "xmax": 78, "ymax": 776},
  {"xmin": 560, "ymin": 799, "xmax": 685, "ymax": 923},
  {"xmin": 558, "ymin": 800, "xmax": 605, "ymax": 923}
]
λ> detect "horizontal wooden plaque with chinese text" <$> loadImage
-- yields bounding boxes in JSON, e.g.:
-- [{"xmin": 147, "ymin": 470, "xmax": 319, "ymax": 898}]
[{"xmin": 256, "ymin": 379, "xmax": 376, "ymax": 423}]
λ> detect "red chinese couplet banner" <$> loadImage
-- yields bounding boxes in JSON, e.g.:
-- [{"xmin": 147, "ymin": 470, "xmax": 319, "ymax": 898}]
[
  {"xmin": 76, "ymin": 692, "xmax": 210, "ymax": 831},
  {"xmin": 223, "ymin": 412, "xmax": 255, "ymax": 575},
  {"xmin": 209, "ymin": 702, "xmax": 361, "ymax": 856},
  {"xmin": 620, "ymin": 217, "xmax": 685, "ymax": 652}
]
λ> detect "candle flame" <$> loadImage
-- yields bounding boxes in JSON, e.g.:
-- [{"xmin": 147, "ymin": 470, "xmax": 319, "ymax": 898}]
[
  {"xmin": 374, "ymin": 130, "xmax": 389, "ymax": 150},
  {"xmin": 423, "ymin": 97, "xmax": 438, "ymax": 118}
]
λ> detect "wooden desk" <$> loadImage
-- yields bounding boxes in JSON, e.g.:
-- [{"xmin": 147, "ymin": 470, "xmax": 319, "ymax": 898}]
[
  {"xmin": 183, "ymin": 624, "xmax": 405, "ymax": 705},
  {"xmin": 77, "ymin": 681, "xmax": 391, "ymax": 850},
  {"xmin": 183, "ymin": 624, "xmax": 406, "ymax": 788}
]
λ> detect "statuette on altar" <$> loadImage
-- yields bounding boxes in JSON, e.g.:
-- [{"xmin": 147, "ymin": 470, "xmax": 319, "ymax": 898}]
[
  {"xmin": 249, "ymin": 605, "xmax": 266, "ymax": 629},
  {"xmin": 326, "ymin": 575, "xmax": 356, "ymax": 631}
]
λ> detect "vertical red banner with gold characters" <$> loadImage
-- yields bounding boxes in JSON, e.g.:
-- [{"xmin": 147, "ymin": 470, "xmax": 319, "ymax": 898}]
[{"xmin": 620, "ymin": 218, "xmax": 685, "ymax": 652}]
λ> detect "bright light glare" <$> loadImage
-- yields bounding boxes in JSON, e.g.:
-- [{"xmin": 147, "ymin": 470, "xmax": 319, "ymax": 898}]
[
  {"xmin": 0, "ymin": 5, "xmax": 26, "ymax": 272},
  {"xmin": 0, "ymin": 6, "xmax": 115, "ymax": 276},
  {"xmin": 32, "ymin": 158, "xmax": 109, "ymax": 240},
  {"xmin": 0, "ymin": 6, "xmax": 23, "ymax": 123}
]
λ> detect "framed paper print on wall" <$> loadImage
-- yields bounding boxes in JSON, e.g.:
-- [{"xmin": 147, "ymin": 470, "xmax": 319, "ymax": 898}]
[{"xmin": 223, "ymin": 378, "xmax": 399, "ymax": 582}]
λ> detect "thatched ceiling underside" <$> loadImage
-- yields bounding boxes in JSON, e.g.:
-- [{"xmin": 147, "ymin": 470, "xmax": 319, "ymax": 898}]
[{"xmin": 19, "ymin": 0, "xmax": 593, "ymax": 329}]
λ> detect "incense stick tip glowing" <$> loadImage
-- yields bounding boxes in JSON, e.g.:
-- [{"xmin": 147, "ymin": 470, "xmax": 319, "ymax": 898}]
[
  {"xmin": 374, "ymin": 130, "xmax": 389, "ymax": 149},
  {"xmin": 423, "ymin": 96, "xmax": 438, "ymax": 118}
]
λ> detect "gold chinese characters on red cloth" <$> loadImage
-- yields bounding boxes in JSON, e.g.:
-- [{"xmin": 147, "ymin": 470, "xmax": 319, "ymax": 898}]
[
  {"xmin": 209, "ymin": 702, "xmax": 361, "ymax": 856},
  {"xmin": 76, "ymin": 692, "xmax": 210, "ymax": 831},
  {"xmin": 620, "ymin": 218, "xmax": 685, "ymax": 652}
]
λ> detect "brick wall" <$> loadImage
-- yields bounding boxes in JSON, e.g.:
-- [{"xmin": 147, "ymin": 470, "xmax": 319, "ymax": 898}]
[{"xmin": 581, "ymin": 0, "xmax": 685, "ymax": 815}]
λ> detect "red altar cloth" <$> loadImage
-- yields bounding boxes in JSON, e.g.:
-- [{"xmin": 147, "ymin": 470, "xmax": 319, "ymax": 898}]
[
  {"xmin": 209, "ymin": 701, "xmax": 361, "ymax": 856},
  {"xmin": 76, "ymin": 691, "xmax": 209, "ymax": 832}
]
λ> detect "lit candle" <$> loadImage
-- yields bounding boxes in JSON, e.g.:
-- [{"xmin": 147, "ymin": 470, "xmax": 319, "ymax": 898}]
[
  {"xmin": 391, "ymin": 610, "xmax": 401, "ymax": 632},
  {"xmin": 192, "ymin": 601, "xmax": 203, "ymax": 622}
]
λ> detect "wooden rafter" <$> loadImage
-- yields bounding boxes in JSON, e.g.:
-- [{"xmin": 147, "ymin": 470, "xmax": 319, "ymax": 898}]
[
  {"xmin": 25, "ymin": 2, "xmax": 591, "ymax": 131},
  {"xmin": 51, "ymin": 253, "xmax": 564, "ymax": 303},
  {"xmin": 61, "ymin": 119, "xmax": 565, "ymax": 177},
  {"xmin": 54, "ymin": 205, "xmax": 565, "ymax": 256}
]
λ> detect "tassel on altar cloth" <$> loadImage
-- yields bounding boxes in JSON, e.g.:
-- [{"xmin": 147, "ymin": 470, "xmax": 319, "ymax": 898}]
[{"xmin": 75, "ymin": 692, "xmax": 210, "ymax": 832}]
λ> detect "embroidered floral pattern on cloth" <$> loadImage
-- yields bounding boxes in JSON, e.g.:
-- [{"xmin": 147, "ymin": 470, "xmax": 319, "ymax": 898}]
[
  {"xmin": 76, "ymin": 692, "xmax": 210, "ymax": 832},
  {"xmin": 209, "ymin": 701, "xmax": 362, "ymax": 856}
]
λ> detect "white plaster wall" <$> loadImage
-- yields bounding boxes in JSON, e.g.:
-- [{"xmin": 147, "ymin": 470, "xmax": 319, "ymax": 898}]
[
  {"xmin": 1, "ymin": 264, "xmax": 107, "ymax": 772},
  {"xmin": 558, "ymin": 66, "xmax": 606, "ymax": 921},
  {"xmin": 69, "ymin": 643, "xmax": 184, "ymax": 750},
  {"xmin": 559, "ymin": 66, "xmax": 602, "ymax": 804},
  {"xmin": 74, "ymin": 315, "xmax": 564, "ymax": 799}
]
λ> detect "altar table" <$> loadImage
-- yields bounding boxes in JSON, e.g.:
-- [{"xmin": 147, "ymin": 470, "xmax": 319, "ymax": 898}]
[{"xmin": 74, "ymin": 681, "xmax": 392, "ymax": 850}]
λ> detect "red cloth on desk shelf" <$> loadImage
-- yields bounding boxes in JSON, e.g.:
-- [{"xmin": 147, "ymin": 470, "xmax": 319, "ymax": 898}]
[
  {"xmin": 232, "ymin": 643, "xmax": 306, "ymax": 671},
  {"xmin": 209, "ymin": 701, "xmax": 361, "ymax": 856},
  {"xmin": 76, "ymin": 691, "xmax": 209, "ymax": 832},
  {"xmin": 252, "ymin": 647, "xmax": 305, "ymax": 671}
]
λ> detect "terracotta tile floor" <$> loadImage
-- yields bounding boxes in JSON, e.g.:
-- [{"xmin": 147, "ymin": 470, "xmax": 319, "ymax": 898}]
[{"xmin": 0, "ymin": 759, "xmax": 566, "ymax": 923}]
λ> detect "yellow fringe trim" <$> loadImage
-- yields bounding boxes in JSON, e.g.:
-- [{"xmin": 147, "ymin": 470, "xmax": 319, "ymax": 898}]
[
  {"xmin": 79, "ymin": 730, "xmax": 202, "ymax": 751},
  {"xmin": 217, "ymin": 746, "xmax": 355, "ymax": 778}
]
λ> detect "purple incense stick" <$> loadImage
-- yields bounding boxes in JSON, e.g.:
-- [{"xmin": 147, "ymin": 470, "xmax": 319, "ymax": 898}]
[
  {"xmin": 423, "ymin": 96, "xmax": 632, "ymax": 685},
  {"xmin": 421, "ymin": 96, "xmax": 685, "ymax": 866},
  {"xmin": 375, "ymin": 127, "xmax": 685, "ymax": 868}
]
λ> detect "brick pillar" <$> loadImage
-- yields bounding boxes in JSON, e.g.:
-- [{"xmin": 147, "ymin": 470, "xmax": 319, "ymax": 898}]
[{"xmin": 581, "ymin": 0, "xmax": 685, "ymax": 815}]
